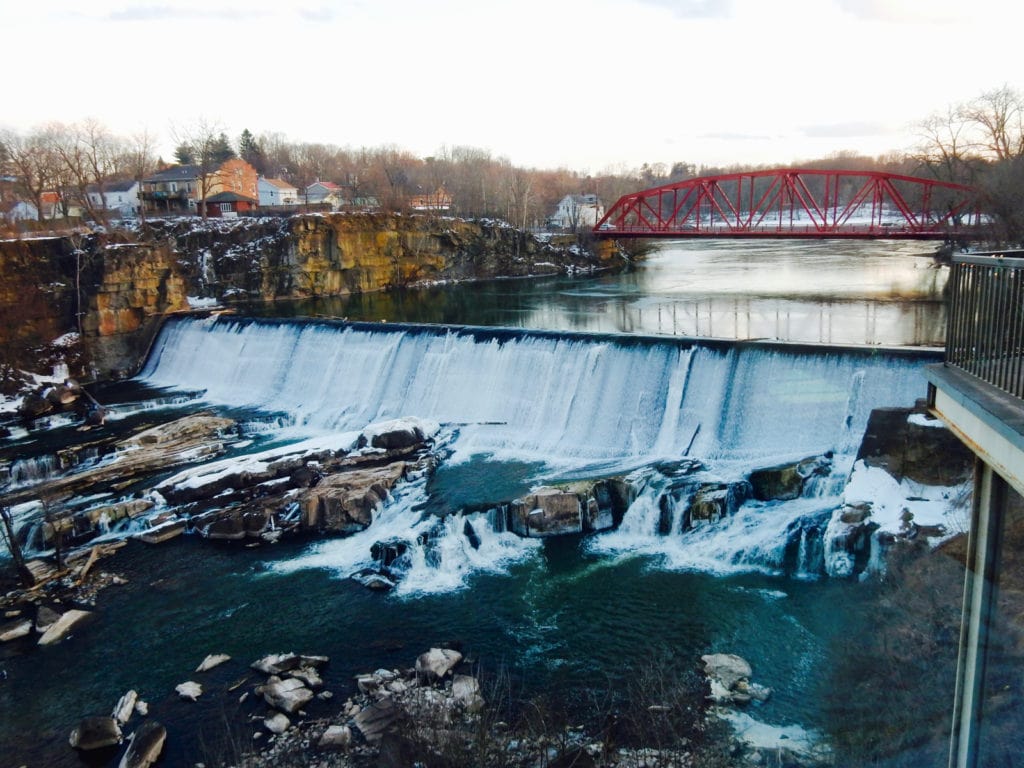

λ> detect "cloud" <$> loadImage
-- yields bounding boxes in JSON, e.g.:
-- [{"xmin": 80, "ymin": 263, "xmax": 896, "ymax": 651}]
[
  {"xmin": 801, "ymin": 121, "xmax": 889, "ymax": 138},
  {"xmin": 634, "ymin": 0, "xmax": 733, "ymax": 19},
  {"xmin": 834, "ymin": 0, "xmax": 966, "ymax": 23},
  {"xmin": 298, "ymin": 7, "xmax": 335, "ymax": 22},
  {"xmin": 699, "ymin": 131, "xmax": 773, "ymax": 141},
  {"xmin": 106, "ymin": 4, "xmax": 267, "ymax": 21}
]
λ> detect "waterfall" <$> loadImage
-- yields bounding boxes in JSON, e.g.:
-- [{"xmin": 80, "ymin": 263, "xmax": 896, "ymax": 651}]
[
  {"xmin": 129, "ymin": 316, "xmax": 943, "ymax": 584},
  {"xmin": 142, "ymin": 317, "xmax": 935, "ymax": 473}
]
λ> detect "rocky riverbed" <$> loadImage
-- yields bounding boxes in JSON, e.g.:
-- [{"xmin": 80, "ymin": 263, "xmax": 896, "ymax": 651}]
[{"xmin": 0, "ymin": 378, "xmax": 977, "ymax": 767}]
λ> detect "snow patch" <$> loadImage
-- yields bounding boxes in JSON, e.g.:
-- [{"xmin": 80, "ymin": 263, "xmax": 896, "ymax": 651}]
[
  {"xmin": 842, "ymin": 460, "xmax": 964, "ymax": 535},
  {"xmin": 908, "ymin": 412, "xmax": 945, "ymax": 428}
]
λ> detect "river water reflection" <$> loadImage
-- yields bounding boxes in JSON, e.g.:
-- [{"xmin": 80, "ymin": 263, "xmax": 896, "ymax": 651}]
[{"xmin": 247, "ymin": 239, "xmax": 949, "ymax": 347}]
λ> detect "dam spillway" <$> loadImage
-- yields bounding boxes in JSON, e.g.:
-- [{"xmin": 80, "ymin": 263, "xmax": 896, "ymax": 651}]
[{"xmin": 141, "ymin": 316, "xmax": 938, "ymax": 475}]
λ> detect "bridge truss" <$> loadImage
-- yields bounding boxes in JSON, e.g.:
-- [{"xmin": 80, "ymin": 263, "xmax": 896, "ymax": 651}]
[{"xmin": 594, "ymin": 169, "xmax": 981, "ymax": 239}]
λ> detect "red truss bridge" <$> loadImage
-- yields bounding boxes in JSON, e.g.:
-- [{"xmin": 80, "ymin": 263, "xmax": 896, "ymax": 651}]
[{"xmin": 593, "ymin": 168, "xmax": 981, "ymax": 239}]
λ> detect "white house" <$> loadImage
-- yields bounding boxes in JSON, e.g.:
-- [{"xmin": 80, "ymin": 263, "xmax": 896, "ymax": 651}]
[
  {"xmin": 258, "ymin": 177, "xmax": 299, "ymax": 206},
  {"xmin": 305, "ymin": 181, "xmax": 342, "ymax": 204},
  {"xmin": 85, "ymin": 180, "xmax": 140, "ymax": 217},
  {"xmin": 3, "ymin": 200, "xmax": 38, "ymax": 223},
  {"xmin": 548, "ymin": 194, "xmax": 604, "ymax": 230}
]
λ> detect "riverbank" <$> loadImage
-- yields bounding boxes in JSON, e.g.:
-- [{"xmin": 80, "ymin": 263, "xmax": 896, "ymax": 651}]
[{"xmin": 0, "ymin": 214, "xmax": 623, "ymax": 387}]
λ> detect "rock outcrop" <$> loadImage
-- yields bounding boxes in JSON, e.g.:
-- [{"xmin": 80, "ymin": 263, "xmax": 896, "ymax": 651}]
[
  {"xmin": 69, "ymin": 715, "xmax": 123, "ymax": 750},
  {"xmin": 701, "ymin": 653, "xmax": 771, "ymax": 705},
  {"xmin": 748, "ymin": 454, "xmax": 832, "ymax": 501},
  {"xmin": 823, "ymin": 406, "xmax": 973, "ymax": 579},
  {"xmin": 0, "ymin": 214, "xmax": 619, "ymax": 381}
]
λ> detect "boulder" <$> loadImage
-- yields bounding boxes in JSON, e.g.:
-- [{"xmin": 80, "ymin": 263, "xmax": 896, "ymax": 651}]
[
  {"xmin": 857, "ymin": 407, "xmax": 973, "ymax": 485},
  {"xmin": 701, "ymin": 653, "xmax": 772, "ymax": 705},
  {"xmin": 175, "ymin": 681, "xmax": 202, "ymax": 701},
  {"xmin": 118, "ymin": 721, "xmax": 166, "ymax": 768},
  {"xmin": 509, "ymin": 487, "xmax": 582, "ymax": 537},
  {"xmin": 20, "ymin": 392, "xmax": 52, "ymax": 419},
  {"xmin": 37, "ymin": 609, "xmax": 92, "ymax": 646},
  {"xmin": 451, "ymin": 674, "xmax": 485, "ymax": 713},
  {"xmin": 35, "ymin": 605, "xmax": 62, "ymax": 633},
  {"xmin": 261, "ymin": 676, "xmax": 314, "ymax": 714},
  {"xmin": 749, "ymin": 455, "xmax": 831, "ymax": 501},
  {"xmin": 112, "ymin": 689, "xmax": 138, "ymax": 724},
  {"xmin": 300, "ymin": 463, "xmax": 407, "ymax": 533},
  {"xmin": 289, "ymin": 665, "xmax": 323, "ymax": 689},
  {"xmin": 687, "ymin": 484, "xmax": 731, "ymax": 528},
  {"xmin": 201, "ymin": 511, "xmax": 246, "ymax": 540},
  {"xmin": 69, "ymin": 715, "xmax": 123, "ymax": 750},
  {"xmin": 318, "ymin": 724, "xmax": 352, "ymax": 749},
  {"xmin": 264, "ymin": 712, "xmax": 291, "ymax": 734},
  {"xmin": 415, "ymin": 647, "xmax": 462, "ymax": 683},
  {"xmin": 0, "ymin": 618, "xmax": 32, "ymax": 642},
  {"xmin": 353, "ymin": 696, "xmax": 401, "ymax": 743},
  {"xmin": 196, "ymin": 653, "xmax": 231, "ymax": 672},
  {"xmin": 359, "ymin": 420, "xmax": 428, "ymax": 451},
  {"xmin": 252, "ymin": 652, "xmax": 301, "ymax": 675},
  {"xmin": 702, "ymin": 653, "xmax": 751, "ymax": 691}
]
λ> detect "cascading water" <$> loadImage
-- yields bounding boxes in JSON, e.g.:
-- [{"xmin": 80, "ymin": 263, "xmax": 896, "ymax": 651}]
[
  {"xmin": 132, "ymin": 315, "xmax": 939, "ymax": 585},
  {"xmin": 142, "ymin": 316, "xmax": 930, "ymax": 470}
]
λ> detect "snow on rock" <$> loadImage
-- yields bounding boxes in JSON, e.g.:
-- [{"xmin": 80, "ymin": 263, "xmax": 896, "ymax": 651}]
[
  {"xmin": 358, "ymin": 417, "xmax": 440, "ymax": 451},
  {"xmin": 907, "ymin": 412, "xmax": 946, "ymax": 428},
  {"xmin": 823, "ymin": 460, "xmax": 969, "ymax": 579},
  {"xmin": 175, "ymin": 681, "xmax": 202, "ymax": 701},
  {"xmin": 156, "ymin": 431, "xmax": 362, "ymax": 496},
  {"xmin": 843, "ymin": 460, "xmax": 963, "ymax": 535},
  {"xmin": 718, "ymin": 710, "xmax": 829, "ymax": 764}
]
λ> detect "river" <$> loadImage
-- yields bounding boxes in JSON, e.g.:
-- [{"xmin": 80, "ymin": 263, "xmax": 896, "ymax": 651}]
[
  {"xmin": 244, "ymin": 238, "xmax": 949, "ymax": 347},
  {"xmin": 0, "ymin": 239, "xmax": 962, "ymax": 767}
]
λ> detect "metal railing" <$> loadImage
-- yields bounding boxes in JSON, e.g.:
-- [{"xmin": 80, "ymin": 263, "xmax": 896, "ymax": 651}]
[{"xmin": 946, "ymin": 252, "xmax": 1024, "ymax": 400}]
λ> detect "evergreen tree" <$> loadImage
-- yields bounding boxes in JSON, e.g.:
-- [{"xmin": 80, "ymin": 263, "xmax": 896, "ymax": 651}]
[
  {"xmin": 174, "ymin": 142, "xmax": 195, "ymax": 165},
  {"xmin": 238, "ymin": 128, "xmax": 265, "ymax": 174},
  {"xmin": 211, "ymin": 132, "xmax": 236, "ymax": 164}
]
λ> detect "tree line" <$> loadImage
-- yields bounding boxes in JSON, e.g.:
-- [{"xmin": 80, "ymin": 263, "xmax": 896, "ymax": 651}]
[{"xmin": 1, "ymin": 85, "xmax": 1021, "ymax": 240}]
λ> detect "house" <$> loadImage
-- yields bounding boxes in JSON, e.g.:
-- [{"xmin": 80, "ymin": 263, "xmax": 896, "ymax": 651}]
[
  {"xmin": 140, "ymin": 165, "xmax": 201, "ymax": 214},
  {"xmin": 409, "ymin": 186, "xmax": 452, "ymax": 212},
  {"xmin": 85, "ymin": 180, "xmax": 141, "ymax": 218},
  {"xmin": 2, "ymin": 200, "xmax": 38, "ymax": 223},
  {"xmin": 548, "ymin": 194, "xmax": 604, "ymax": 230},
  {"xmin": 198, "ymin": 191, "xmax": 258, "ymax": 218},
  {"xmin": 141, "ymin": 159, "xmax": 259, "ymax": 215},
  {"xmin": 206, "ymin": 158, "xmax": 258, "ymax": 205},
  {"xmin": 258, "ymin": 177, "xmax": 299, "ymax": 206},
  {"xmin": 305, "ymin": 181, "xmax": 342, "ymax": 204}
]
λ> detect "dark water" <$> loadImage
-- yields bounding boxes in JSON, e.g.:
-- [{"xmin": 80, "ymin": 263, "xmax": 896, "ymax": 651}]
[
  {"xmin": 0, "ymin": 531, "xmax": 866, "ymax": 767},
  {"xmin": 240, "ymin": 239, "xmax": 948, "ymax": 346}
]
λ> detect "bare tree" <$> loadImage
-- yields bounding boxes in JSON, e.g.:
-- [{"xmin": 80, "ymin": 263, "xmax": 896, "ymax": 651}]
[
  {"xmin": 46, "ymin": 120, "xmax": 125, "ymax": 227},
  {"xmin": 172, "ymin": 118, "xmax": 229, "ymax": 220},
  {"xmin": 915, "ymin": 86, "xmax": 1024, "ymax": 243},
  {"xmin": 964, "ymin": 85, "xmax": 1024, "ymax": 162},
  {"xmin": 914, "ymin": 105, "xmax": 980, "ymax": 185},
  {"xmin": 122, "ymin": 128, "xmax": 158, "ymax": 223},
  {"xmin": 1, "ymin": 127, "xmax": 58, "ymax": 221}
]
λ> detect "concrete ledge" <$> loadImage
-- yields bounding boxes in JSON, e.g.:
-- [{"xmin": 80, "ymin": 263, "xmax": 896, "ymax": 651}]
[{"xmin": 925, "ymin": 363, "xmax": 1024, "ymax": 496}]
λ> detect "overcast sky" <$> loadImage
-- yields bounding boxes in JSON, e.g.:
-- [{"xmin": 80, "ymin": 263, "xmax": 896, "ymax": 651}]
[{"xmin": 3, "ymin": 0, "xmax": 1021, "ymax": 173}]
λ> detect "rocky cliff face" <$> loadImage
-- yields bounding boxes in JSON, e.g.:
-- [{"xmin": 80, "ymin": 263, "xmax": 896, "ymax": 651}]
[{"xmin": 0, "ymin": 214, "xmax": 619, "ymax": 382}]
